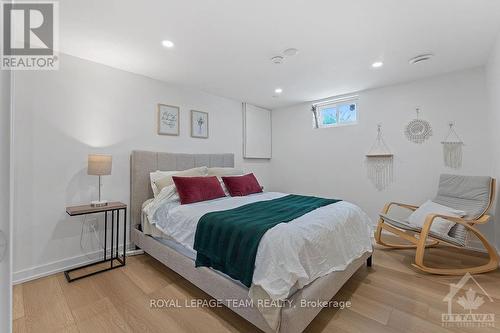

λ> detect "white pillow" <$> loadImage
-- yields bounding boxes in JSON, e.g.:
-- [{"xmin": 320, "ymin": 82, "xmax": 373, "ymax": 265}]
[
  {"xmin": 144, "ymin": 184, "xmax": 180, "ymax": 224},
  {"xmin": 207, "ymin": 168, "xmax": 244, "ymax": 196},
  {"xmin": 150, "ymin": 170, "xmax": 179, "ymax": 197},
  {"xmin": 207, "ymin": 167, "xmax": 244, "ymax": 177},
  {"xmin": 217, "ymin": 178, "xmax": 231, "ymax": 196},
  {"xmin": 153, "ymin": 166, "xmax": 208, "ymax": 194},
  {"xmin": 408, "ymin": 200, "xmax": 466, "ymax": 235}
]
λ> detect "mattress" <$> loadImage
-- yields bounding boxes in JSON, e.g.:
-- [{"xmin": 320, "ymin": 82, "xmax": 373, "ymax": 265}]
[
  {"xmin": 143, "ymin": 191, "xmax": 373, "ymax": 298},
  {"xmin": 141, "ymin": 198, "xmax": 165, "ymax": 238},
  {"xmin": 143, "ymin": 201, "xmax": 250, "ymax": 288},
  {"xmin": 153, "ymin": 234, "xmax": 196, "ymax": 260},
  {"xmin": 142, "ymin": 191, "xmax": 373, "ymax": 330}
]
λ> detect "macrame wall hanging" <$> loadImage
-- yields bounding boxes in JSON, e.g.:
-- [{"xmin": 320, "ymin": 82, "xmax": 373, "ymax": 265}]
[
  {"xmin": 442, "ymin": 122, "xmax": 464, "ymax": 169},
  {"xmin": 366, "ymin": 124, "xmax": 394, "ymax": 191},
  {"xmin": 404, "ymin": 107, "xmax": 432, "ymax": 144}
]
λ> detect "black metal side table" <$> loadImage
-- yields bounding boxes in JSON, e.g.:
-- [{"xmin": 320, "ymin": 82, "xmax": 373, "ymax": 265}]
[{"xmin": 64, "ymin": 202, "xmax": 127, "ymax": 282}]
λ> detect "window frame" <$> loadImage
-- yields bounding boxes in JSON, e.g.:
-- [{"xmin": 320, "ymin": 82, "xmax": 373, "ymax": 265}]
[{"xmin": 313, "ymin": 96, "xmax": 358, "ymax": 129}]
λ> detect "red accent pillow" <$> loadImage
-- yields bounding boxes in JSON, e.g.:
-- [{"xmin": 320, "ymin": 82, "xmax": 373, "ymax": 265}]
[
  {"xmin": 172, "ymin": 176, "xmax": 226, "ymax": 204},
  {"xmin": 222, "ymin": 173, "xmax": 263, "ymax": 197}
]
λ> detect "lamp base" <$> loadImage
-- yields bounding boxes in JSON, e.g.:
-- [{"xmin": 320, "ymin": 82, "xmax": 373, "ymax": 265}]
[{"xmin": 90, "ymin": 200, "xmax": 108, "ymax": 207}]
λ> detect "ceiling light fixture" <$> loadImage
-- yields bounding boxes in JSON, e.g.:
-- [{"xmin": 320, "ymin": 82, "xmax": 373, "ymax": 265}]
[
  {"xmin": 371, "ymin": 61, "xmax": 384, "ymax": 68},
  {"xmin": 161, "ymin": 40, "xmax": 174, "ymax": 48},
  {"xmin": 271, "ymin": 56, "xmax": 284, "ymax": 64},
  {"xmin": 409, "ymin": 53, "xmax": 434, "ymax": 64},
  {"xmin": 283, "ymin": 48, "xmax": 299, "ymax": 57},
  {"xmin": 274, "ymin": 88, "xmax": 283, "ymax": 94}
]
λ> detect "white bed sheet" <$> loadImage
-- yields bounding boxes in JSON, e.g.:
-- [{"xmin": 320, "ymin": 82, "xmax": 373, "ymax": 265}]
[{"xmin": 144, "ymin": 191, "xmax": 373, "ymax": 300}]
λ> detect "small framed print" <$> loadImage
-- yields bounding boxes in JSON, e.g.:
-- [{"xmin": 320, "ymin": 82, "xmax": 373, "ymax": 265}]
[
  {"xmin": 157, "ymin": 104, "xmax": 180, "ymax": 136},
  {"xmin": 191, "ymin": 110, "xmax": 209, "ymax": 138}
]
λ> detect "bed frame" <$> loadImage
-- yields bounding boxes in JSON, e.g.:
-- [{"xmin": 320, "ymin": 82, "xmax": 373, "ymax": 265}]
[{"xmin": 129, "ymin": 150, "xmax": 372, "ymax": 333}]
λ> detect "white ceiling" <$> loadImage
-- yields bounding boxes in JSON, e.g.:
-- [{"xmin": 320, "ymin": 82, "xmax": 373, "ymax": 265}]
[{"xmin": 58, "ymin": 0, "xmax": 500, "ymax": 109}]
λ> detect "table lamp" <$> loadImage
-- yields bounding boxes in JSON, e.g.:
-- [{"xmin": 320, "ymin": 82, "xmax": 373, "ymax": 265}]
[{"xmin": 88, "ymin": 154, "xmax": 112, "ymax": 207}]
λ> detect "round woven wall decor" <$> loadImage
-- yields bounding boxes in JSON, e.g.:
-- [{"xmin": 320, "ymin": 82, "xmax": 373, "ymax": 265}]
[{"xmin": 404, "ymin": 108, "xmax": 432, "ymax": 144}]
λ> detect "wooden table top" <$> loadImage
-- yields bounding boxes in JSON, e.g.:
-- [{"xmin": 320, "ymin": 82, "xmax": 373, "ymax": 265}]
[{"xmin": 66, "ymin": 202, "xmax": 127, "ymax": 216}]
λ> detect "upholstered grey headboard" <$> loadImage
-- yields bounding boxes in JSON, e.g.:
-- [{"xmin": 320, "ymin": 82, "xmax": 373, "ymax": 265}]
[{"xmin": 130, "ymin": 150, "xmax": 234, "ymax": 227}]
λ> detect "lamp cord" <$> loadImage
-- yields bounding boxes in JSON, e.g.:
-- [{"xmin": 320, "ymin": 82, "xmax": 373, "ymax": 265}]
[{"xmin": 80, "ymin": 215, "xmax": 104, "ymax": 260}]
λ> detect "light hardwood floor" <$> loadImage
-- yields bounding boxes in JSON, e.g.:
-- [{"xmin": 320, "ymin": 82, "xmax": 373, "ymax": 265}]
[{"xmin": 13, "ymin": 236, "xmax": 500, "ymax": 333}]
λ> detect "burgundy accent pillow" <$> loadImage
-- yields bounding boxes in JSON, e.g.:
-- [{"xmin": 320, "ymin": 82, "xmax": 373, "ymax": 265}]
[
  {"xmin": 172, "ymin": 176, "xmax": 226, "ymax": 204},
  {"xmin": 222, "ymin": 173, "xmax": 263, "ymax": 197}
]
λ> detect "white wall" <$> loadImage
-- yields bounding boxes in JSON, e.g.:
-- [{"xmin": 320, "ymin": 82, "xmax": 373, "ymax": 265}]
[
  {"xmin": 12, "ymin": 51, "xmax": 500, "ymax": 283},
  {"xmin": 271, "ymin": 68, "xmax": 495, "ymax": 246},
  {"xmin": 1, "ymin": 65, "xmax": 12, "ymax": 332},
  {"xmin": 12, "ymin": 53, "xmax": 270, "ymax": 282},
  {"xmin": 486, "ymin": 32, "xmax": 500, "ymax": 250}
]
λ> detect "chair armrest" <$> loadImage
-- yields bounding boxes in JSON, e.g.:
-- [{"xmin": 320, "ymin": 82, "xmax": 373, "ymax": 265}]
[
  {"xmin": 381, "ymin": 202, "xmax": 419, "ymax": 214},
  {"xmin": 470, "ymin": 215, "xmax": 490, "ymax": 225},
  {"xmin": 424, "ymin": 214, "xmax": 490, "ymax": 226}
]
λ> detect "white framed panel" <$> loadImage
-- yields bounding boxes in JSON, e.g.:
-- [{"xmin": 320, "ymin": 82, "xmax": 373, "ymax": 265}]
[{"xmin": 243, "ymin": 103, "xmax": 272, "ymax": 159}]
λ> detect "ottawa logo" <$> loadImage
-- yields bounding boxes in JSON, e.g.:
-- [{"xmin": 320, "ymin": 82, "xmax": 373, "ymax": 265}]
[{"xmin": 442, "ymin": 272, "xmax": 495, "ymax": 328}]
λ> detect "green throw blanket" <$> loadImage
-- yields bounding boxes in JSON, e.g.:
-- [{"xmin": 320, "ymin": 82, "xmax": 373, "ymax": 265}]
[{"xmin": 193, "ymin": 194, "xmax": 341, "ymax": 287}]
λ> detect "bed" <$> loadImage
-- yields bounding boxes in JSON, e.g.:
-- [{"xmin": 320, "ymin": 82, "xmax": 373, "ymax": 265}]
[{"xmin": 130, "ymin": 150, "xmax": 373, "ymax": 333}]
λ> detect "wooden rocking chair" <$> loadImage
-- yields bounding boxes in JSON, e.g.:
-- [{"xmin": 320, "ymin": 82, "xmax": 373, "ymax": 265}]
[{"xmin": 375, "ymin": 174, "xmax": 498, "ymax": 275}]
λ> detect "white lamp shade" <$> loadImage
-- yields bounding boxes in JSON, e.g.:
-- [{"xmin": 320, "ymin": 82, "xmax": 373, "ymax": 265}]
[{"xmin": 88, "ymin": 154, "xmax": 112, "ymax": 176}]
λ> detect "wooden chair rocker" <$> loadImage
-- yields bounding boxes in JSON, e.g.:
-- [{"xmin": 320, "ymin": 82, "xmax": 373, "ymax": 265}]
[{"xmin": 375, "ymin": 174, "xmax": 498, "ymax": 275}]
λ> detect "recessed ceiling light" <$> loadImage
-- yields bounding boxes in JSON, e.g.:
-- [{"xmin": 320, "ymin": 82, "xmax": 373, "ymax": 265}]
[
  {"xmin": 371, "ymin": 61, "xmax": 384, "ymax": 68},
  {"xmin": 161, "ymin": 40, "xmax": 174, "ymax": 48},
  {"xmin": 274, "ymin": 88, "xmax": 283, "ymax": 94},
  {"xmin": 409, "ymin": 54, "xmax": 434, "ymax": 64},
  {"xmin": 283, "ymin": 48, "xmax": 299, "ymax": 56}
]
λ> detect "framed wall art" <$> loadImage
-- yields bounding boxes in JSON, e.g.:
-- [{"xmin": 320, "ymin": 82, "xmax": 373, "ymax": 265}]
[
  {"xmin": 191, "ymin": 110, "xmax": 209, "ymax": 138},
  {"xmin": 157, "ymin": 104, "xmax": 180, "ymax": 136}
]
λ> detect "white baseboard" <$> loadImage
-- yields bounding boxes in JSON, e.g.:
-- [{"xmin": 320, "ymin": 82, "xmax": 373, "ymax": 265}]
[
  {"xmin": 13, "ymin": 227, "xmax": 497, "ymax": 284},
  {"xmin": 13, "ymin": 244, "xmax": 134, "ymax": 285}
]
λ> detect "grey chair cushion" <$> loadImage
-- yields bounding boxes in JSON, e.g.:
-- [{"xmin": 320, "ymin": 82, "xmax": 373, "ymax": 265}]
[
  {"xmin": 447, "ymin": 223, "xmax": 469, "ymax": 246},
  {"xmin": 380, "ymin": 213, "xmax": 421, "ymax": 232},
  {"xmin": 432, "ymin": 174, "xmax": 492, "ymax": 246},
  {"xmin": 380, "ymin": 213, "xmax": 467, "ymax": 247},
  {"xmin": 380, "ymin": 174, "xmax": 492, "ymax": 248},
  {"xmin": 433, "ymin": 174, "xmax": 493, "ymax": 219}
]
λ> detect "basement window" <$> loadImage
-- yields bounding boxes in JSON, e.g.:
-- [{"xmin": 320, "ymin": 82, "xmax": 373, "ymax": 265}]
[{"xmin": 312, "ymin": 96, "xmax": 358, "ymax": 128}]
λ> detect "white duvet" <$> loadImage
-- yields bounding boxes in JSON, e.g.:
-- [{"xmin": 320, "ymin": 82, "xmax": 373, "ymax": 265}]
[{"xmin": 144, "ymin": 187, "xmax": 372, "ymax": 329}]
